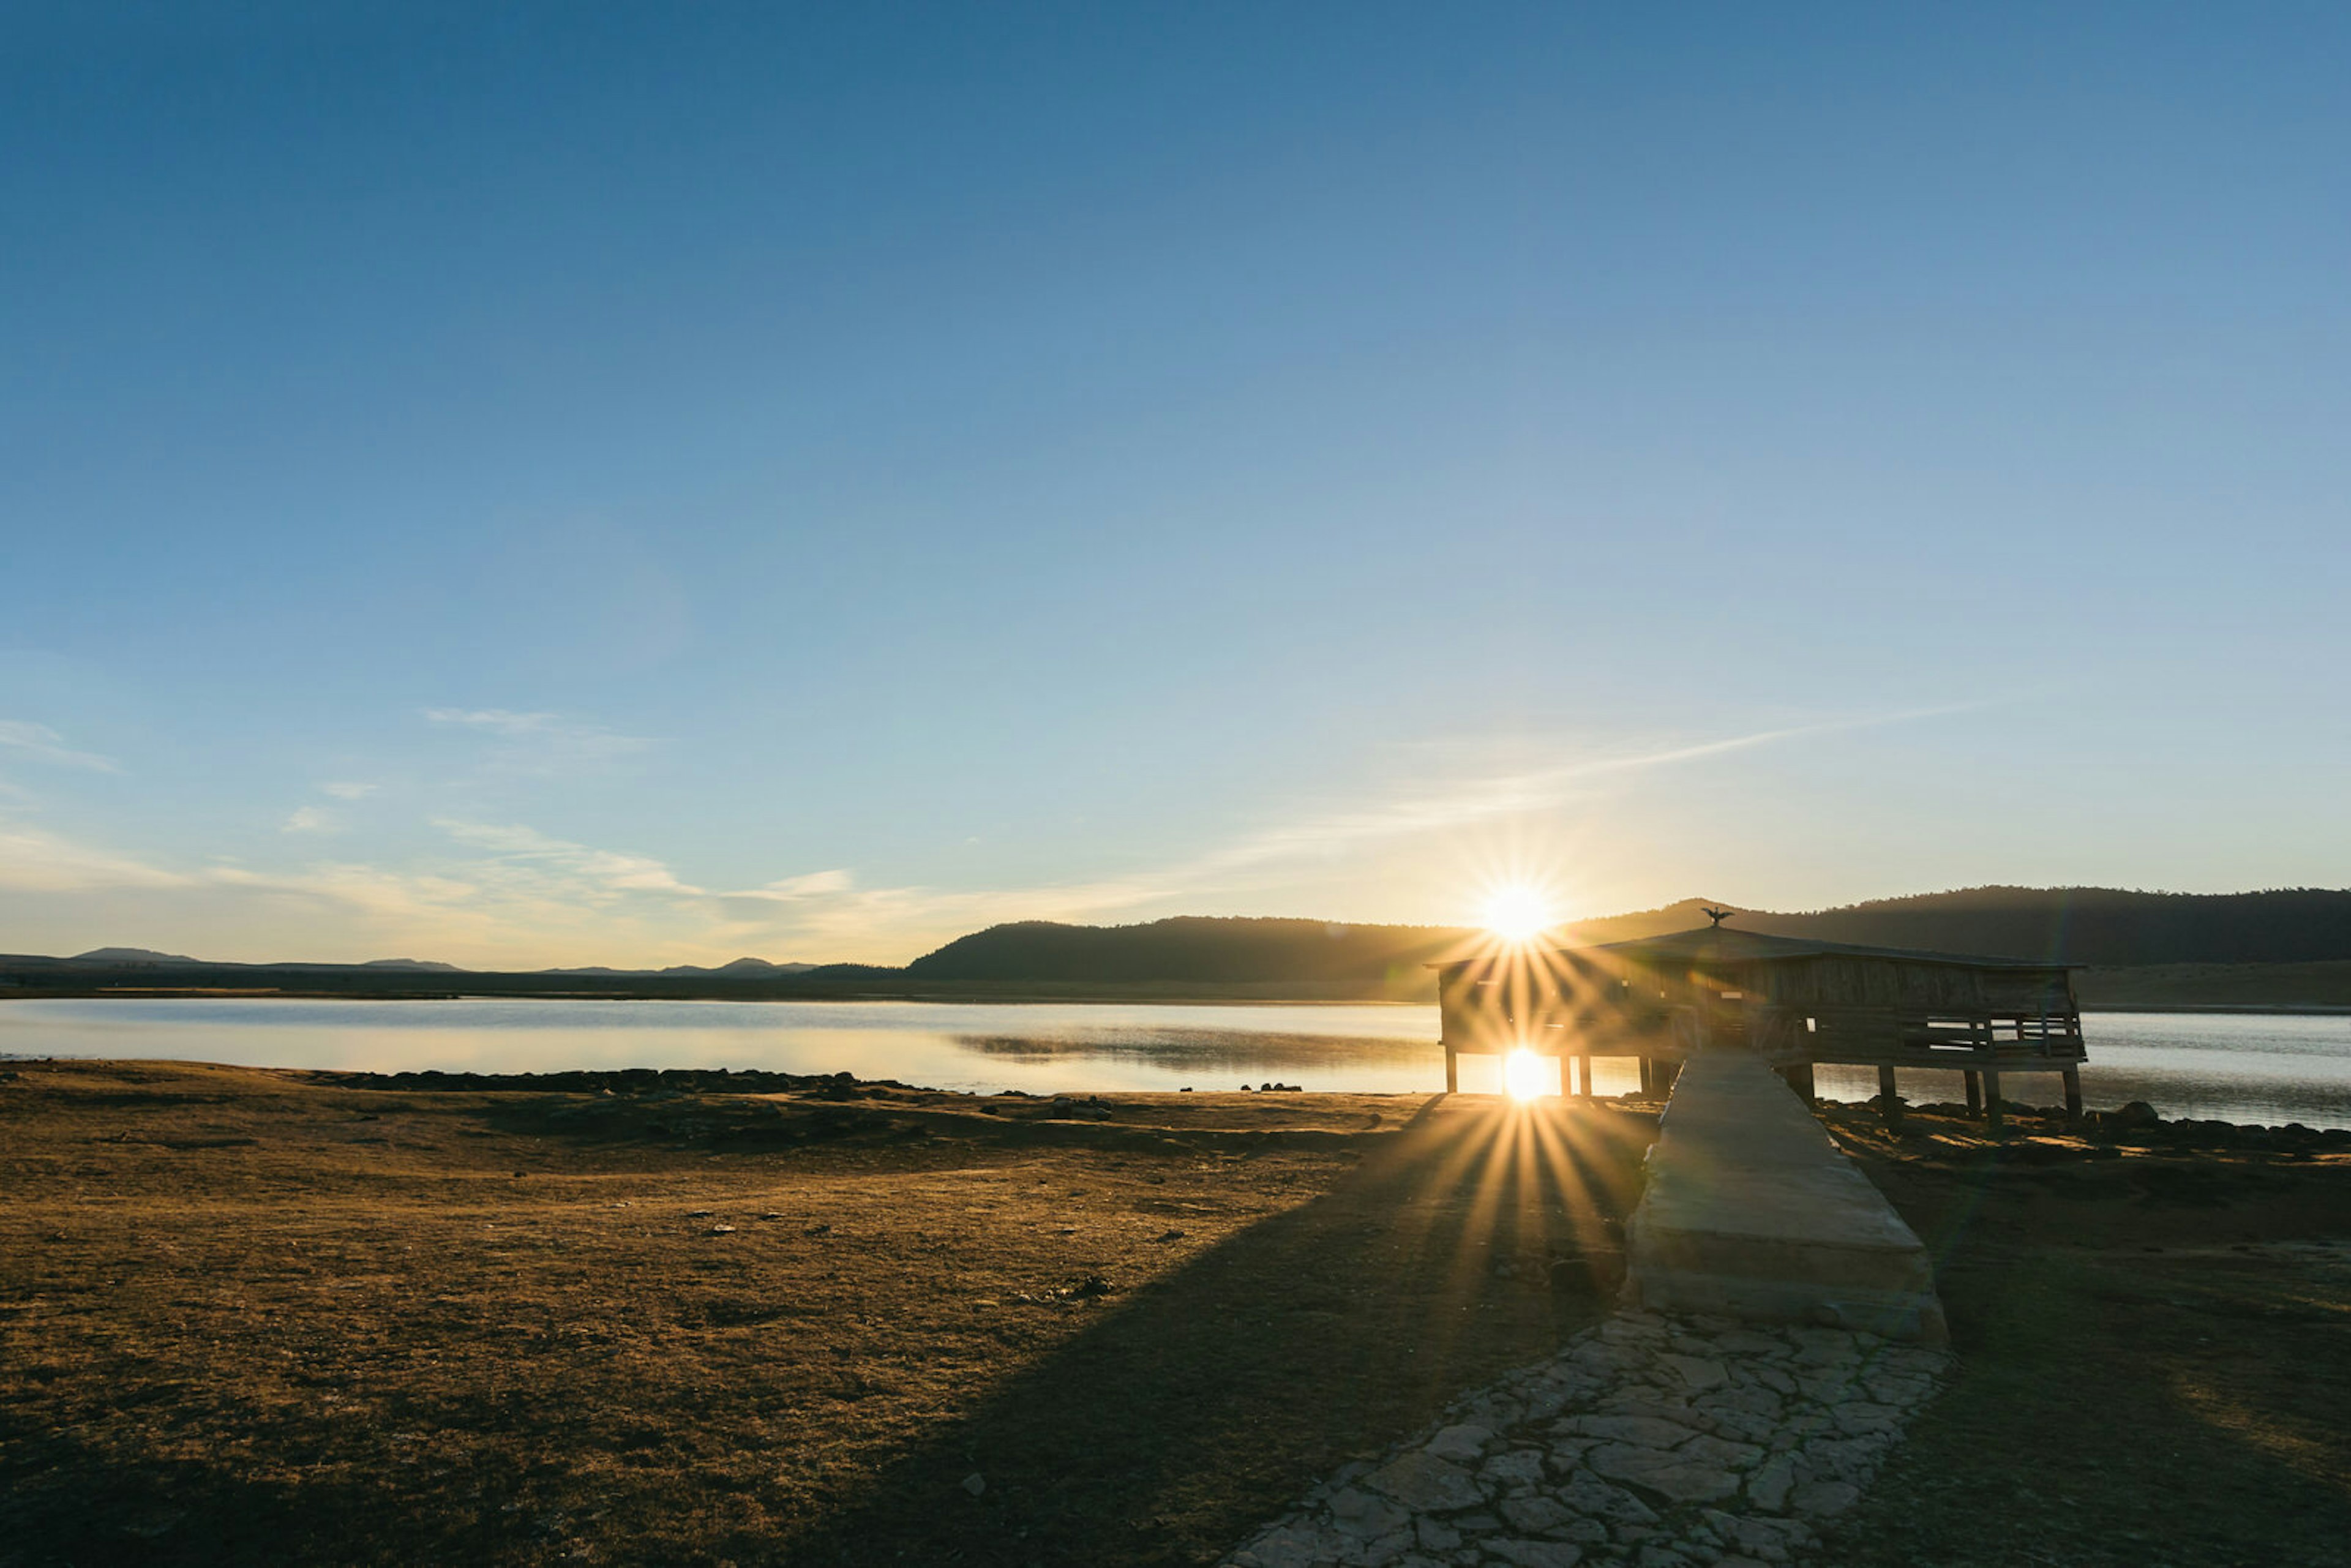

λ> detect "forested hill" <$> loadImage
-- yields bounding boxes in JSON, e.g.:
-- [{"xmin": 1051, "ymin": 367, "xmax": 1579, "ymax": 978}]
[
  {"xmin": 905, "ymin": 888, "xmax": 2351, "ymax": 983},
  {"xmin": 1755, "ymin": 887, "xmax": 2351, "ymax": 967},
  {"xmin": 898, "ymin": 902, "xmax": 1725, "ymax": 985}
]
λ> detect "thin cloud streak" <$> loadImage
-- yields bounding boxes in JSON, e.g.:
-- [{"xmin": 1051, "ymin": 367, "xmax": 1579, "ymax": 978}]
[
  {"xmin": 0, "ymin": 704, "xmax": 1987, "ymax": 966},
  {"xmin": 0, "ymin": 721, "xmax": 118, "ymax": 773},
  {"xmin": 757, "ymin": 704, "xmax": 1985, "ymax": 954},
  {"xmin": 1025, "ymin": 703, "xmax": 1990, "ymax": 910},
  {"xmin": 0, "ymin": 820, "xmax": 188, "ymax": 892},
  {"xmin": 423, "ymin": 707, "xmax": 657, "ymax": 775}
]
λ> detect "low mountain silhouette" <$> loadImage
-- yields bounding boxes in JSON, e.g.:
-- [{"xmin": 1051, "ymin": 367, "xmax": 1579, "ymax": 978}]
[
  {"xmin": 904, "ymin": 888, "xmax": 2351, "ymax": 983},
  {"xmin": 23, "ymin": 887, "xmax": 2351, "ymax": 997},
  {"xmin": 666, "ymin": 957, "xmax": 817, "ymax": 976},
  {"xmin": 67, "ymin": 947, "xmax": 200, "ymax": 965},
  {"xmin": 537, "ymin": 957, "xmax": 817, "ymax": 977},
  {"xmin": 903, "ymin": 902, "xmax": 1727, "ymax": 985}
]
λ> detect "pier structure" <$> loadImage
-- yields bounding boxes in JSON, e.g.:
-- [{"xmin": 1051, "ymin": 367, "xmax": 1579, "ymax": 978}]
[
  {"xmin": 1625, "ymin": 1049, "xmax": 1949, "ymax": 1342},
  {"xmin": 1433, "ymin": 915, "xmax": 2088, "ymax": 1128}
]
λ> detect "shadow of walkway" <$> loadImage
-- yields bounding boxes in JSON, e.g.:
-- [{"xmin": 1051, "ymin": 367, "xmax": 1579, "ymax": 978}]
[{"xmin": 781, "ymin": 1096, "xmax": 1657, "ymax": 1566}]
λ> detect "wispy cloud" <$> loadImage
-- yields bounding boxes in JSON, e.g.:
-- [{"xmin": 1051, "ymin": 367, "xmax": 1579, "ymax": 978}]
[
  {"xmin": 0, "ymin": 820, "xmax": 186, "ymax": 891},
  {"xmin": 1166, "ymin": 718, "xmax": 1858, "ymax": 882},
  {"xmin": 433, "ymin": 818, "xmax": 707, "ymax": 900},
  {"xmin": 727, "ymin": 868, "xmax": 857, "ymax": 901},
  {"xmin": 0, "ymin": 703, "xmax": 1986, "ymax": 967},
  {"xmin": 0, "ymin": 720, "xmax": 118, "ymax": 773},
  {"xmin": 424, "ymin": 708, "xmax": 564, "ymax": 735},
  {"xmin": 700, "ymin": 702, "xmax": 1992, "ymax": 955},
  {"xmin": 424, "ymin": 707, "xmax": 656, "ymax": 774},
  {"xmin": 321, "ymin": 781, "xmax": 377, "ymax": 800}
]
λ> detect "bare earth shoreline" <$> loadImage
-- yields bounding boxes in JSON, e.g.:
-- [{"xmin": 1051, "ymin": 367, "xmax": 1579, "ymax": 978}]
[{"xmin": 3, "ymin": 1062, "xmax": 2347, "ymax": 1567}]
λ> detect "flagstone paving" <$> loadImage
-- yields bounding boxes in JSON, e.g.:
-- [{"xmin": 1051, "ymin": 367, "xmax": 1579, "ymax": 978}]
[{"xmin": 1224, "ymin": 1309, "xmax": 1949, "ymax": 1568}]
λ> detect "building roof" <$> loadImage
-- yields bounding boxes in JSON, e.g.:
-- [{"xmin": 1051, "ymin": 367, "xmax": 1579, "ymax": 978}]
[{"xmin": 1433, "ymin": 923, "xmax": 2080, "ymax": 973}]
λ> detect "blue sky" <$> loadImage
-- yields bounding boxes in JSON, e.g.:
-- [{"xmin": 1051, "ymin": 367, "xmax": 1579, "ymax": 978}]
[{"xmin": 4, "ymin": 2, "xmax": 2346, "ymax": 965}]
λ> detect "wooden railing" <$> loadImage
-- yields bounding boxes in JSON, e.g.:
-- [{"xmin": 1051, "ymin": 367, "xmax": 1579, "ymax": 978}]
[{"xmin": 1439, "ymin": 998, "xmax": 2087, "ymax": 1068}]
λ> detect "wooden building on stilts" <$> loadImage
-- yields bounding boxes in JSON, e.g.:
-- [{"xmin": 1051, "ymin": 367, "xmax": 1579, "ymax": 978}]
[{"xmin": 1433, "ymin": 910, "xmax": 2087, "ymax": 1127}]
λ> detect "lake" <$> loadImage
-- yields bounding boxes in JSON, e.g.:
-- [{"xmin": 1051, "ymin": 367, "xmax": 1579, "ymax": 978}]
[{"xmin": 4, "ymin": 997, "xmax": 2349, "ymax": 1130}]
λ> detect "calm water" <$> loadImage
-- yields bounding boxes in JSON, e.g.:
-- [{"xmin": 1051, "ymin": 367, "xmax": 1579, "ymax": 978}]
[{"xmin": 4, "ymin": 998, "xmax": 2349, "ymax": 1129}]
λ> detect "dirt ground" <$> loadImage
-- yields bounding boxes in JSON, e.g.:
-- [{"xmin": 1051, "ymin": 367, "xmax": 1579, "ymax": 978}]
[
  {"xmin": 0, "ymin": 1062, "xmax": 1647, "ymax": 1566},
  {"xmin": 3, "ymin": 1063, "xmax": 2347, "ymax": 1567},
  {"xmin": 1815, "ymin": 1107, "xmax": 2351, "ymax": 1568}
]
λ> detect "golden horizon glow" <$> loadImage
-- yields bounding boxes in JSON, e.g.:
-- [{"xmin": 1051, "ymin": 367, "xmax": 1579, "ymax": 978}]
[
  {"xmin": 1480, "ymin": 883, "xmax": 1558, "ymax": 943},
  {"xmin": 1503, "ymin": 1046, "xmax": 1551, "ymax": 1100}
]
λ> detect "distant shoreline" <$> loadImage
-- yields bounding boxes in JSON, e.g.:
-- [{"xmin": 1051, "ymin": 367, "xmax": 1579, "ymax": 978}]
[{"xmin": 7, "ymin": 986, "xmax": 2351, "ymax": 1018}]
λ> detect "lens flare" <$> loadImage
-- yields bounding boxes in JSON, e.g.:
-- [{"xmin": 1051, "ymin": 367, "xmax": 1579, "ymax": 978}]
[
  {"xmin": 1480, "ymin": 885, "xmax": 1556, "ymax": 943},
  {"xmin": 1503, "ymin": 1047, "xmax": 1551, "ymax": 1100}
]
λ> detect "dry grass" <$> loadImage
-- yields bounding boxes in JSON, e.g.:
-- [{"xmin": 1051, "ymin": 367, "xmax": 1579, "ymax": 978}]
[
  {"xmin": 12, "ymin": 1064, "xmax": 2347, "ymax": 1567},
  {"xmin": 1814, "ymin": 1106, "xmax": 2351, "ymax": 1568},
  {"xmin": 0, "ymin": 1061, "xmax": 1650, "ymax": 1566}
]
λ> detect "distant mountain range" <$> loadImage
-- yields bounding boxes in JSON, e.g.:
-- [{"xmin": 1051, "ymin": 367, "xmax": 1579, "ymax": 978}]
[
  {"xmin": 541, "ymin": 958, "xmax": 820, "ymax": 977},
  {"xmin": 12, "ymin": 887, "xmax": 2351, "ymax": 1006},
  {"xmin": 899, "ymin": 887, "xmax": 2351, "ymax": 982},
  {"xmin": 58, "ymin": 948, "xmax": 816, "ymax": 977}
]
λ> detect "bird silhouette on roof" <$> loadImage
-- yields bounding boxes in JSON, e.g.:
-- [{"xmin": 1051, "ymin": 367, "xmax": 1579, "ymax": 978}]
[{"xmin": 1701, "ymin": 906, "xmax": 1736, "ymax": 928}]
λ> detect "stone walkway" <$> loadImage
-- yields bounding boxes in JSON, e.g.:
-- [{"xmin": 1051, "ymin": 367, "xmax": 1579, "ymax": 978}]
[{"xmin": 1223, "ymin": 1309, "xmax": 1950, "ymax": 1568}]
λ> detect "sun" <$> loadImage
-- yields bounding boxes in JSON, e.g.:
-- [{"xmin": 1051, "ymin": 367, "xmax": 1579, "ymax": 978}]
[
  {"xmin": 1503, "ymin": 1047, "xmax": 1551, "ymax": 1100},
  {"xmin": 1480, "ymin": 883, "xmax": 1556, "ymax": 943}
]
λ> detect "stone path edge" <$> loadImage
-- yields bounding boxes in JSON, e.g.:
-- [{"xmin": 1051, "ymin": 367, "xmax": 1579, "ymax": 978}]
[{"xmin": 1223, "ymin": 1308, "xmax": 1950, "ymax": 1568}]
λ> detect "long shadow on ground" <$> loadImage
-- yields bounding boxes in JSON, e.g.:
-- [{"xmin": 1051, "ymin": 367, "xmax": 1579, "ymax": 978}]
[
  {"xmin": 1815, "ymin": 1111, "xmax": 2351, "ymax": 1568},
  {"xmin": 781, "ymin": 1095, "xmax": 1657, "ymax": 1567}
]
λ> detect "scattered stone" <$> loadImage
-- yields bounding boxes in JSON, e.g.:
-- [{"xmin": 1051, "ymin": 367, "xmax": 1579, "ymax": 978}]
[
  {"xmin": 1571, "ymin": 1414, "xmax": 1698, "ymax": 1449},
  {"xmin": 1488, "ymin": 1539, "xmax": 1584, "ymax": 1567},
  {"xmin": 1424, "ymin": 1422, "xmax": 1493, "ymax": 1462},
  {"xmin": 1365, "ymin": 1451, "xmax": 1486, "ymax": 1514},
  {"xmin": 1329, "ymin": 1487, "xmax": 1410, "ymax": 1539},
  {"xmin": 1414, "ymin": 1517, "xmax": 1461, "ymax": 1551},
  {"xmin": 1556, "ymin": 1475, "xmax": 1659, "ymax": 1526},
  {"xmin": 1587, "ymin": 1444, "xmax": 1742, "ymax": 1506},
  {"xmin": 1788, "ymin": 1480, "xmax": 1861, "ymax": 1518},
  {"xmin": 1711, "ymin": 1330, "xmax": 1784, "ymax": 1356},
  {"xmin": 1499, "ymin": 1493, "xmax": 1574, "ymax": 1534},
  {"xmin": 1656, "ymin": 1354, "xmax": 1730, "ymax": 1392},
  {"xmin": 1482, "ymin": 1448, "xmax": 1548, "ymax": 1490},
  {"xmin": 1826, "ymin": 1401, "xmax": 1900, "ymax": 1437},
  {"xmin": 1744, "ymin": 1457, "xmax": 1795, "ymax": 1513},
  {"xmin": 1678, "ymin": 1433, "xmax": 1764, "ymax": 1471},
  {"xmin": 959, "ymin": 1472, "xmax": 985, "ymax": 1497}
]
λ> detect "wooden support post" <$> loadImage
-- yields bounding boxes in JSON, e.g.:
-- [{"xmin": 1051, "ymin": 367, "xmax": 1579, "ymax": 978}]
[
  {"xmin": 1637, "ymin": 1057, "xmax": 1652, "ymax": 1097},
  {"xmin": 1878, "ymin": 1065, "xmax": 1903, "ymax": 1131},
  {"xmin": 1963, "ymin": 1070, "xmax": 1983, "ymax": 1118},
  {"xmin": 1575, "ymin": 1054, "xmax": 1592, "ymax": 1098},
  {"xmin": 1779, "ymin": 1062, "xmax": 1815, "ymax": 1100},
  {"xmin": 1444, "ymin": 1043, "xmax": 1458, "ymax": 1095},
  {"xmin": 1983, "ymin": 1068, "xmax": 2003, "ymax": 1131},
  {"xmin": 2063, "ymin": 1067, "xmax": 2083, "ymax": 1123}
]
